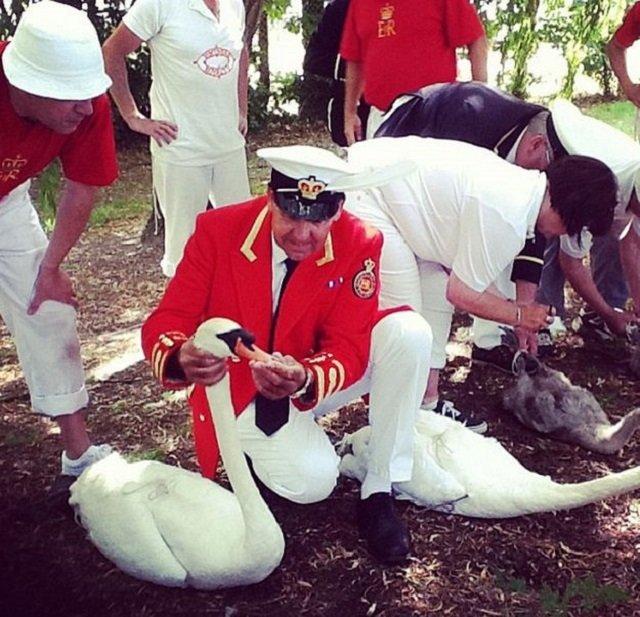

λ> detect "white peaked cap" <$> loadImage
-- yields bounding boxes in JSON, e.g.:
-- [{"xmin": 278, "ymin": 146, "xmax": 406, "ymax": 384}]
[
  {"xmin": 257, "ymin": 145, "xmax": 416, "ymax": 192},
  {"xmin": 550, "ymin": 98, "xmax": 640, "ymax": 211}
]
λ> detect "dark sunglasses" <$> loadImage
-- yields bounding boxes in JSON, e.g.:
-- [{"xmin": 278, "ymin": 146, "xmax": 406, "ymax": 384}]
[{"xmin": 274, "ymin": 190, "xmax": 343, "ymax": 222}]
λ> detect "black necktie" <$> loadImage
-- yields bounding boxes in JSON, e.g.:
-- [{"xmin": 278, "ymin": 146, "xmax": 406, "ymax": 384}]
[{"xmin": 255, "ymin": 258, "xmax": 298, "ymax": 435}]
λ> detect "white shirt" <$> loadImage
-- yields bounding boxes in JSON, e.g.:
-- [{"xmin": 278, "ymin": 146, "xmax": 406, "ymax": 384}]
[
  {"xmin": 271, "ymin": 238, "xmax": 290, "ymax": 314},
  {"xmin": 345, "ymin": 136, "xmax": 547, "ymax": 293},
  {"xmin": 125, "ymin": 0, "xmax": 246, "ymax": 165}
]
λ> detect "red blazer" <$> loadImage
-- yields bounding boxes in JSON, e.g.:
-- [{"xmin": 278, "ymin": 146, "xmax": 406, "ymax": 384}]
[{"xmin": 142, "ymin": 196, "xmax": 383, "ymax": 478}]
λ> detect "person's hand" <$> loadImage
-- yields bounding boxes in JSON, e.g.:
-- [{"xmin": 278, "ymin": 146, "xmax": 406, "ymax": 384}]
[
  {"xmin": 603, "ymin": 308, "xmax": 637, "ymax": 336},
  {"xmin": 623, "ymin": 82, "xmax": 640, "ymax": 109},
  {"xmin": 178, "ymin": 338, "xmax": 228, "ymax": 386},
  {"xmin": 518, "ymin": 303, "xmax": 554, "ymax": 331},
  {"xmin": 250, "ymin": 352, "xmax": 306, "ymax": 400},
  {"xmin": 515, "ymin": 325, "xmax": 538, "ymax": 355},
  {"xmin": 344, "ymin": 113, "xmax": 362, "ymax": 146},
  {"xmin": 238, "ymin": 113, "xmax": 248, "ymax": 137},
  {"xmin": 126, "ymin": 113, "xmax": 178, "ymax": 146},
  {"xmin": 28, "ymin": 264, "xmax": 77, "ymax": 315}
]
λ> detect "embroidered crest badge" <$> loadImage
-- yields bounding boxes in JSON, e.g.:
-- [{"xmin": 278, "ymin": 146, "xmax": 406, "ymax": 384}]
[
  {"xmin": 298, "ymin": 176, "xmax": 326, "ymax": 200},
  {"xmin": 352, "ymin": 258, "xmax": 377, "ymax": 299}
]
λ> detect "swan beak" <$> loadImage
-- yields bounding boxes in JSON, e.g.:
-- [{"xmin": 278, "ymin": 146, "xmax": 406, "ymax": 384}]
[{"xmin": 216, "ymin": 328, "xmax": 271, "ymax": 362}]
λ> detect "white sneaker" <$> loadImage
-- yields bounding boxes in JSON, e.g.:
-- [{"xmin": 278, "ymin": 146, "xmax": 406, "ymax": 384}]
[{"xmin": 61, "ymin": 444, "xmax": 113, "ymax": 477}]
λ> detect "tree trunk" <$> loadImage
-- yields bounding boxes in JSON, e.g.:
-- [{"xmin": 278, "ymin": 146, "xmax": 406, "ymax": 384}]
[
  {"xmin": 257, "ymin": 10, "xmax": 270, "ymax": 91},
  {"xmin": 244, "ymin": 0, "xmax": 264, "ymax": 47}
]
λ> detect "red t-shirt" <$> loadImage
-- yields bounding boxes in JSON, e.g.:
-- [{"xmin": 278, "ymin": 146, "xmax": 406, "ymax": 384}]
[
  {"xmin": 339, "ymin": 0, "xmax": 485, "ymax": 110},
  {"xmin": 613, "ymin": 2, "xmax": 640, "ymax": 48},
  {"xmin": 0, "ymin": 41, "xmax": 118, "ymax": 199}
]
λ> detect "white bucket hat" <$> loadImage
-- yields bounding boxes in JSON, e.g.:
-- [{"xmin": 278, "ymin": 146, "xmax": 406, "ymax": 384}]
[{"xmin": 2, "ymin": 1, "xmax": 111, "ymax": 100}]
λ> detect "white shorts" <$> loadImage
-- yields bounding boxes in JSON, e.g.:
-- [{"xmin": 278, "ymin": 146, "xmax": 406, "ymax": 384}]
[
  {"xmin": 153, "ymin": 148, "xmax": 251, "ymax": 277},
  {"xmin": 0, "ymin": 183, "xmax": 88, "ymax": 417},
  {"xmin": 236, "ymin": 310, "xmax": 432, "ymax": 504}
]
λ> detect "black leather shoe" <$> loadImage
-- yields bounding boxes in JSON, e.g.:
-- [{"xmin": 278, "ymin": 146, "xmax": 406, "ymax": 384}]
[{"xmin": 357, "ymin": 493, "xmax": 411, "ymax": 564}]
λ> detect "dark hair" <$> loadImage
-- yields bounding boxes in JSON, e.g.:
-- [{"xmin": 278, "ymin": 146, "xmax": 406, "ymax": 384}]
[{"xmin": 545, "ymin": 155, "xmax": 617, "ymax": 237}]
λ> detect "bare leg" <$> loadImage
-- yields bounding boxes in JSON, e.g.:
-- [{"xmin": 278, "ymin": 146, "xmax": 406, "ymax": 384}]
[
  {"xmin": 422, "ymin": 368, "xmax": 440, "ymax": 406},
  {"xmin": 57, "ymin": 410, "xmax": 91, "ymax": 459}
]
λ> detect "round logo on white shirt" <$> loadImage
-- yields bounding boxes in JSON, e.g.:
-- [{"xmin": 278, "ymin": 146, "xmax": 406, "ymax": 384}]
[{"xmin": 195, "ymin": 46, "xmax": 235, "ymax": 78}]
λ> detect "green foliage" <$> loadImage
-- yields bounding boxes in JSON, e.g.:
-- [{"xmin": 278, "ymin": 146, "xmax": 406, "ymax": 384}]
[
  {"xmin": 248, "ymin": 71, "xmax": 299, "ymax": 130},
  {"xmin": 35, "ymin": 161, "xmax": 61, "ymax": 233},
  {"xmin": 262, "ymin": 0, "xmax": 292, "ymax": 22},
  {"xmin": 3, "ymin": 428, "xmax": 40, "ymax": 447},
  {"xmin": 470, "ymin": 0, "xmax": 628, "ymax": 99},
  {"xmin": 496, "ymin": 570, "xmax": 528, "ymax": 593},
  {"xmin": 540, "ymin": 0, "xmax": 627, "ymax": 98},
  {"xmin": 497, "ymin": 571, "xmax": 628, "ymax": 616},
  {"xmin": 127, "ymin": 449, "xmax": 166, "ymax": 462},
  {"xmin": 495, "ymin": 1, "xmax": 543, "ymax": 98},
  {"xmin": 271, "ymin": 71, "xmax": 302, "ymax": 110}
]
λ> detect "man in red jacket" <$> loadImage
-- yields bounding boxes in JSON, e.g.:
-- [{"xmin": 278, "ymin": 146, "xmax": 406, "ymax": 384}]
[{"xmin": 142, "ymin": 146, "xmax": 432, "ymax": 564}]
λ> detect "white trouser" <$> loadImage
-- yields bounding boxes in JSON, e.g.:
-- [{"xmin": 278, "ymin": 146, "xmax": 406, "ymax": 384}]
[
  {"xmin": 153, "ymin": 148, "xmax": 251, "ymax": 277},
  {"xmin": 365, "ymin": 106, "xmax": 386, "ymax": 139},
  {"xmin": 0, "ymin": 182, "xmax": 88, "ymax": 417},
  {"xmin": 235, "ymin": 311, "xmax": 432, "ymax": 504}
]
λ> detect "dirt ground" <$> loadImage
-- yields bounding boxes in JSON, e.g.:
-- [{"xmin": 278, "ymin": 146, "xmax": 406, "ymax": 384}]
[{"xmin": 1, "ymin": 126, "xmax": 640, "ymax": 617}]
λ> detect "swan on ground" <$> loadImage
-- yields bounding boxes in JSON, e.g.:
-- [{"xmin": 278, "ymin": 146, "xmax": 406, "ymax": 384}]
[
  {"xmin": 69, "ymin": 318, "xmax": 285, "ymax": 589},
  {"xmin": 503, "ymin": 354, "xmax": 640, "ymax": 454},
  {"xmin": 338, "ymin": 409, "xmax": 640, "ymax": 518}
]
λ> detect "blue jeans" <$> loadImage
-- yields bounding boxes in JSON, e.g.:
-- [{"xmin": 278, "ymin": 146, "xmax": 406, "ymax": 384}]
[{"xmin": 537, "ymin": 236, "xmax": 628, "ymax": 315}]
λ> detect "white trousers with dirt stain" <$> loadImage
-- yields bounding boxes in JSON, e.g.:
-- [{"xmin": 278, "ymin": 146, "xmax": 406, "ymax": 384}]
[{"xmin": 0, "ymin": 182, "xmax": 88, "ymax": 417}]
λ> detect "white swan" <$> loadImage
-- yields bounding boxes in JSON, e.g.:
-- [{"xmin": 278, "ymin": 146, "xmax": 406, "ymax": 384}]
[
  {"xmin": 338, "ymin": 409, "xmax": 640, "ymax": 518},
  {"xmin": 70, "ymin": 317, "xmax": 285, "ymax": 589}
]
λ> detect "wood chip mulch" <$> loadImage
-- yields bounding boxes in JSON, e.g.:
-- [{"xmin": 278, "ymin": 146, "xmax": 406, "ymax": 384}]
[{"xmin": 1, "ymin": 139, "xmax": 639, "ymax": 617}]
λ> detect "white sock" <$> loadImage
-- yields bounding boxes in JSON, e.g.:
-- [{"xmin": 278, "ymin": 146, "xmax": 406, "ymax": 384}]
[{"xmin": 421, "ymin": 398, "xmax": 438, "ymax": 411}]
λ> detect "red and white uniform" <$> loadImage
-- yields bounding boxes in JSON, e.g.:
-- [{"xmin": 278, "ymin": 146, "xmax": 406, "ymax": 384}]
[
  {"xmin": 142, "ymin": 196, "xmax": 431, "ymax": 501},
  {"xmin": 0, "ymin": 41, "xmax": 118, "ymax": 417}
]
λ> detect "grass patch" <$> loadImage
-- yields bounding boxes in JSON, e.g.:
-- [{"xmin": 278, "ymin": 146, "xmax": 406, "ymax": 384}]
[
  {"xmin": 3, "ymin": 429, "xmax": 40, "ymax": 447},
  {"xmin": 89, "ymin": 198, "xmax": 151, "ymax": 227},
  {"xmin": 127, "ymin": 448, "xmax": 166, "ymax": 462},
  {"xmin": 583, "ymin": 100, "xmax": 636, "ymax": 137},
  {"xmin": 497, "ymin": 571, "xmax": 629, "ymax": 616}
]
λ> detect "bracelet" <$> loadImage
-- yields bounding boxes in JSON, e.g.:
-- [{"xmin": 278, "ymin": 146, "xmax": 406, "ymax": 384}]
[
  {"xmin": 290, "ymin": 368, "xmax": 313, "ymax": 400},
  {"xmin": 514, "ymin": 305, "xmax": 522, "ymax": 327}
]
